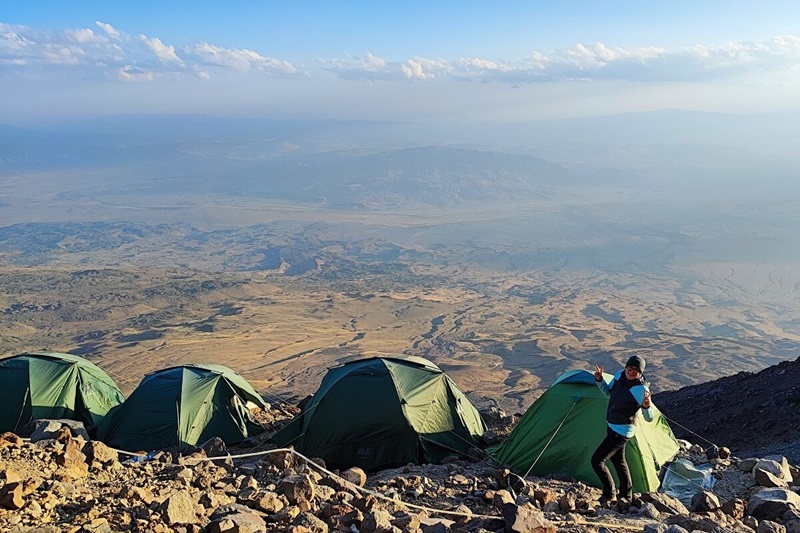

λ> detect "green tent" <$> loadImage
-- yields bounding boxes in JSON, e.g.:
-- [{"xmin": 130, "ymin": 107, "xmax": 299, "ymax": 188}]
[
  {"xmin": 490, "ymin": 369, "xmax": 679, "ymax": 493},
  {"xmin": 0, "ymin": 351, "xmax": 125, "ymax": 433},
  {"xmin": 273, "ymin": 356, "xmax": 486, "ymax": 471},
  {"xmin": 98, "ymin": 364, "xmax": 266, "ymax": 451}
]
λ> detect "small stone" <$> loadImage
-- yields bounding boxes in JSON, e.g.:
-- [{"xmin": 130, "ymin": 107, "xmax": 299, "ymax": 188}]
[
  {"xmin": 175, "ymin": 467, "xmax": 194, "ymax": 485},
  {"xmin": 339, "ymin": 467, "xmax": 367, "ymax": 488},
  {"xmin": 721, "ymin": 498, "xmax": 746, "ymax": 519},
  {"xmin": 492, "ymin": 489, "xmax": 515, "ymax": 509},
  {"xmin": 82, "ymin": 517, "xmax": 112, "ymax": 533},
  {"xmin": 705, "ymin": 445, "xmax": 720, "ymax": 460},
  {"xmin": 559, "ymin": 492, "xmax": 576, "ymax": 511},
  {"xmin": 361, "ymin": 509, "xmax": 395, "ymax": 533},
  {"xmin": 637, "ymin": 502, "xmax": 661, "ymax": 520},
  {"xmin": 82, "ymin": 441, "xmax": 119, "ymax": 464},
  {"xmin": 159, "ymin": 490, "xmax": 198, "ymax": 525},
  {"xmin": 282, "ymin": 474, "xmax": 316, "ymax": 504},
  {"xmin": 501, "ymin": 502, "xmax": 557, "ymax": 533},
  {"xmin": 293, "ymin": 512, "xmax": 329, "ymax": 533},
  {"xmin": 239, "ymin": 463, "xmax": 258, "ymax": 476},
  {"xmin": 690, "ymin": 490, "xmax": 721, "ymax": 513},
  {"xmin": 254, "ymin": 491, "xmax": 285, "ymax": 513},
  {"xmin": 0, "ymin": 432, "xmax": 24, "ymax": 448}
]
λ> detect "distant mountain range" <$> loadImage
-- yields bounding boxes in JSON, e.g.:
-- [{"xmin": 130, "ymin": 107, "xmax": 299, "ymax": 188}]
[
  {"xmin": 4, "ymin": 107, "xmax": 800, "ymax": 153},
  {"xmin": 4, "ymin": 110, "xmax": 799, "ymax": 210}
]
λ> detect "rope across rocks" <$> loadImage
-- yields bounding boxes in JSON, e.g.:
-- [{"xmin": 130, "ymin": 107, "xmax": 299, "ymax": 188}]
[
  {"xmin": 81, "ymin": 443, "xmax": 505, "ymax": 521},
  {"xmin": 128, "ymin": 445, "xmax": 658, "ymax": 530}
]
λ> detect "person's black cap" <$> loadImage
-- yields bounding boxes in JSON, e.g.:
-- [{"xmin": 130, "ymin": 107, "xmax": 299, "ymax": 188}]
[{"xmin": 626, "ymin": 355, "xmax": 646, "ymax": 372}]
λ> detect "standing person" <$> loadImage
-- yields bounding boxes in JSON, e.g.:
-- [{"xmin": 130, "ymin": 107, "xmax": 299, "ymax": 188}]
[{"xmin": 591, "ymin": 355, "xmax": 653, "ymax": 506}]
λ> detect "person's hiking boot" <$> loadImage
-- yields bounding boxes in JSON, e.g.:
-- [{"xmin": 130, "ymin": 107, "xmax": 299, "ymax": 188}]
[
  {"xmin": 614, "ymin": 498, "xmax": 632, "ymax": 513},
  {"xmin": 598, "ymin": 495, "xmax": 617, "ymax": 509}
]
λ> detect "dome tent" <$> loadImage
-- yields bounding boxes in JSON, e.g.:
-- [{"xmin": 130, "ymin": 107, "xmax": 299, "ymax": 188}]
[
  {"xmin": 98, "ymin": 363, "xmax": 266, "ymax": 451},
  {"xmin": 0, "ymin": 351, "xmax": 125, "ymax": 433},
  {"xmin": 273, "ymin": 355, "xmax": 486, "ymax": 471},
  {"xmin": 490, "ymin": 369, "xmax": 679, "ymax": 493}
]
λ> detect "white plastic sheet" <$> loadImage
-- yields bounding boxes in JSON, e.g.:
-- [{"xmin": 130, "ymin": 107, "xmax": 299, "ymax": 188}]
[{"xmin": 660, "ymin": 458, "xmax": 716, "ymax": 505}]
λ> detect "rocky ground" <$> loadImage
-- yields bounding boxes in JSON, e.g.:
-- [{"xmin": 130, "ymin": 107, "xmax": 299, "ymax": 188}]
[
  {"xmin": 655, "ymin": 355, "xmax": 800, "ymax": 464},
  {"xmin": 1, "ymin": 407, "xmax": 799, "ymax": 533},
  {"xmin": 3, "ymin": 356, "xmax": 800, "ymax": 533}
]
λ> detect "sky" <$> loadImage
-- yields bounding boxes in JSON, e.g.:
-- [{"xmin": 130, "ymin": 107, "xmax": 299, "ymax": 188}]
[{"xmin": 2, "ymin": 1, "xmax": 800, "ymax": 124}]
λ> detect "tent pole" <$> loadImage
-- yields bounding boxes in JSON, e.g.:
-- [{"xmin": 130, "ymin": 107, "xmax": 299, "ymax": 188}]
[
  {"xmin": 13, "ymin": 386, "xmax": 32, "ymax": 432},
  {"xmin": 522, "ymin": 400, "xmax": 577, "ymax": 479}
]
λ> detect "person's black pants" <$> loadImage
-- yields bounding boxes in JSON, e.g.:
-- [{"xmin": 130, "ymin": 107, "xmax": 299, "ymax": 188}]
[{"xmin": 591, "ymin": 426, "xmax": 632, "ymax": 500}]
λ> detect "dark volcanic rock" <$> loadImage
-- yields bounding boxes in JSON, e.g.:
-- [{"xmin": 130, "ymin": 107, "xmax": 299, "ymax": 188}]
[{"xmin": 655, "ymin": 355, "xmax": 800, "ymax": 462}]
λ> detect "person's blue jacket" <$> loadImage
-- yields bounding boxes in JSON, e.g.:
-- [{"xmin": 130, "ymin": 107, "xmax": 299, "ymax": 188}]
[{"xmin": 596, "ymin": 370, "xmax": 654, "ymax": 438}]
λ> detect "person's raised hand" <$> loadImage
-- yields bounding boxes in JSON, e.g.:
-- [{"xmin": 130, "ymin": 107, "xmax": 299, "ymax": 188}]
[
  {"xmin": 642, "ymin": 389, "xmax": 652, "ymax": 408},
  {"xmin": 593, "ymin": 364, "xmax": 604, "ymax": 381}
]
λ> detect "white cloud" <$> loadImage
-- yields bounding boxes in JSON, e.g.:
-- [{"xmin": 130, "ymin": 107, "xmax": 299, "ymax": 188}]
[
  {"xmin": 65, "ymin": 28, "xmax": 102, "ymax": 44},
  {"xmin": 188, "ymin": 43, "xmax": 298, "ymax": 76},
  {"xmin": 0, "ymin": 24, "xmax": 30, "ymax": 55},
  {"xmin": 323, "ymin": 36, "xmax": 800, "ymax": 85},
  {"xmin": 320, "ymin": 54, "xmax": 391, "ymax": 80},
  {"xmin": 118, "ymin": 64, "xmax": 158, "ymax": 82},
  {"xmin": 2, "ymin": 20, "xmax": 799, "ymax": 90},
  {"xmin": 95, "ymin": 21, "xmax": 121, "ymax": 40},
  {"xmin": 139, "ymin": 34, "xmax": 183, "ymax": 64},
  {"xmin": 0, "ymin": 21, "xmax": 300, "ymax": 81},
  {"xmin": 194, "ymin": 67, "xmax": 212, "ymax": 81},
  {"xmin": 0, "ymin": 23, "xmax": 97, "ymax": 68},
  {"xmin": 320, "ymin": 53, "xmax": 449, "ymax": 81},
  {"xmin": 364, "ymin": 52, "xmax": 385, "ymax": 69},
  {"xmin": 401, "ymin": 57, "xmax": 450, "ymax": 80}
]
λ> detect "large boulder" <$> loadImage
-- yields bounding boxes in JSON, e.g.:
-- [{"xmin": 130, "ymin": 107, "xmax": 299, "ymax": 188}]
[
  {"xmin": 747, "ymin": 488, "xmax": 800, "ymax": 521},
  {"xmin": 756, "ymin": 468, "xmax": 790, "ymax": 488},
  {"xmin": 756, "ymin": 458, "xmax": 792, "ymax": 482},
  {"xmin": 28, "ymin": 420, "xmax": 90, "ymax": 442}
]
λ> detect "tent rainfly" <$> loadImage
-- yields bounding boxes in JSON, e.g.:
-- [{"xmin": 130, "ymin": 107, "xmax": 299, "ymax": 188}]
[
  {"xmin": 98, "ymin": 364, "xmax": 266, "ymax": 451},
  {"xmin": 0, "ymin": 351, "xmax": 125, "ymax": 433},
  {"xmin": 272, "ymin": 355, "xmax": 486, "ymax": 471},
  {"xmin": 490, "ymin": 369, "xmax": 680, "ymax": 493}
]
